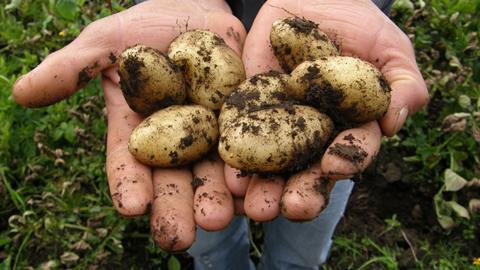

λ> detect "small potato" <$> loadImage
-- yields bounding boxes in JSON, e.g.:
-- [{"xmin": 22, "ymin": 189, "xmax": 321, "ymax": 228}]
[
  {"xmin": 129, "ymin": 105, "xmax": 218, "ymax": 167},
  {"xmin": 219, "ymin": 71, "xmax": 290, "ymax": 132},
  {"xmin": 168, "ymin": 30, "xmax": 246, "ymax": 110},
  {"xmin": 270, "ymin": 17, "xmax": 339, "ymax": 72},
  {"xmin": 118, "ymin": 45, "xmax": 186, "ymax": 116},
  {"xmin": 288, "ymin": 56, "xmax": 391, "ymax": 123},
  {"xmin": 219, "ymin": 105, "xmax": 333, "ymax": 173}
]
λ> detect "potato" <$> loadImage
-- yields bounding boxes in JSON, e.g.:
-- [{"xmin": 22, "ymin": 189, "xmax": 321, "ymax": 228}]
[
  {"xmin": 270, "ymin": 17, "xmax": 339, "ymax": 72},
  {"xmin": 219, "ymin": 71, "xmax": 290, "ymax": 132},
  {"xmin": 288, "ymin": 56, "xmax": 391, "ymax": 123},
  {"xmin": 168, "ymin": 30, "xmax": 246, "ymax": 110},
  {"xmin": 129, "ymin": 105, "xmax": 218, "ymax": 167},
  {"xmin": 219, "ymin": 105, "xmax": 333, "ymax": 173},
  {"xmin": 118, "ymin": 45, "xmax": 186, "ymax": 116}
]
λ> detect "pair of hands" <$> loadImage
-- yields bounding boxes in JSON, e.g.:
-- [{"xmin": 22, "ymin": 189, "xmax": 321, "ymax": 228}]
[{"xmin": 13, "ymin": 0, "xmax": 428, "ymax": 251}]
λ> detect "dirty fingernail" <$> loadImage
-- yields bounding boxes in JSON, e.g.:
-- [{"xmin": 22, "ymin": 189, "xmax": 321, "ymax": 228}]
[{"xmin": 392, "ymin": 107, "xmax": 409, "ymax": 134}]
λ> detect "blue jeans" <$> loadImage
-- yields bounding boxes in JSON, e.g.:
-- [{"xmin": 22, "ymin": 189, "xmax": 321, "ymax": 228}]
[{"xmin": 187, "ymin": 180, "xmax": 355, "ymax": 270}]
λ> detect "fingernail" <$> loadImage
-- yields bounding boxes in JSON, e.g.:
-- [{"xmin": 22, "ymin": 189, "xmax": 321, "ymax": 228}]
[{"xmin": 392, "ymin": 107, "xmax": 409, "ymax": 134}]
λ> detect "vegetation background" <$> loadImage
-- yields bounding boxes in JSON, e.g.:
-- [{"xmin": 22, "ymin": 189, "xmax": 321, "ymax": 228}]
[{"xmin": 0, "ymin": 0, "xmax": 478, "ymax": 269}]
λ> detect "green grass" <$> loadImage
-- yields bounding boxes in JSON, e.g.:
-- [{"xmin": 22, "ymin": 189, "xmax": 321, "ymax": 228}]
[{"xmin": 0, "ymin": 0, "xmax": 479, "ymax": 269}]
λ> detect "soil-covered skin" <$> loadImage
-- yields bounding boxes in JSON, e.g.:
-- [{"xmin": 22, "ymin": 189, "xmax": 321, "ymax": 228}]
[
  {"xmin": 109, "ymin": 51, "xmax": 117, "ymax": 64},
  {"xmin": 77, "ymin": 61, "xmax": 99, "ymax": 87},
  {"xmin": 328, "ymin": 143, "xmax": 368, "ymax": 164},
  {"xmin": 191, "ymin": 176, "xmax": 205, "ymax": 192},
  {"xmin": 377, "ymin": 73, "xmax": 391, "ymax": 93}
]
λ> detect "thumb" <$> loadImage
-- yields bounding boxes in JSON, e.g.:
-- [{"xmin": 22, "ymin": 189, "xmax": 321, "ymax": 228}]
[
  {"xmin": 379, "ymin": 52, "xmax": 429, "ymax": 136},
  {"xmin": 13, "ymin": 14, "xmax": 123, "ymax": 107}
]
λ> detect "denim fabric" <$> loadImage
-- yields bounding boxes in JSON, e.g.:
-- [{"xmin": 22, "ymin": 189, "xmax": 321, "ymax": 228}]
[
  {"xmin": 188, "ymin": 216, "xmax": 256, "ymax": 270},
  {"xmin": 188, "ymin": 180, "xmax": 355, "ymax": 270}
]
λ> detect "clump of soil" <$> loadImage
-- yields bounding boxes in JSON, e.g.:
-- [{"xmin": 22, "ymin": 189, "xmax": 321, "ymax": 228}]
[
  {"xmin": 119, "ymin": 53, "xmax": 146, "ymax": 97},
  {"xmin": 328, "ymin": 143, "xmax": 368, "ymax": 164},
  {"xmin": 77, "ymin": 61, "xmax": 99, "ymax": 87},
  {"xmin": 191, "ymin": 176, "xmax": 205, "ymax": 191}
]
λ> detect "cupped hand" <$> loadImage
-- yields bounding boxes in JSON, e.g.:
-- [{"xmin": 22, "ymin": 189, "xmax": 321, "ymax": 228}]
[
  {"xmin": 13, "ymin": 0, "xmax": 246, "ymax": 251},
  {"xmin": 226, "ymin": 0, "xmax": 429, "ymax": 221}
]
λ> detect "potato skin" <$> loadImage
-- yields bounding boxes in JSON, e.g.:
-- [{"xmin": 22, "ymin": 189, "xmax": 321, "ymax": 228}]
[
  {"xmin": 219, "ymin": 105, "xmax": 333, "ymax": 173},
  {"xmin": 270, "ymin": 17, "xmax": 339, "ymax": 72},
  {"xmin": 168, "ymin": 30, "xmax": 246, "ymax": 110},
  {"xmin": 219, "ymin": 72, "xmax": 290, "ymax": 132},
  {"xmin": 288, "ymin": 56, "xmax": 391, "ymax": 123},
  {"xmin": 118, "ymin": 45, "xmax": 186, "ymax": 116},
  {"xmin": 129, "ymin": 105, "xmax": 218, "ymax": 167}
]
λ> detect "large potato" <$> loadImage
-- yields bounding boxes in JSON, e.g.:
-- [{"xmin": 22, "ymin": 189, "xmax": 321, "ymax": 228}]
[
  {"xmin": 270, "ymin": 17, "xmax": 339, "ymax": 72},
  {"xmin": 219, "ymin": 72, "xmax": 290, "ymax": 132},
  {"xmin": 129, "ymin": 105, "xmax": 218, "ymax": 167},
  {"xmin": 219, "ymin": 105, "xmax": 333, "ymax": 173},
  {"xmin": 168, "ymin": 30, "xmax": 246, "ymax": 110},
  {"xmin": 288, "ymin": 56, "xmax": 391, "ymax": 123},
  {"xmin": 118, "ymin": 45, "xmax": 186, "ymax": 116}
]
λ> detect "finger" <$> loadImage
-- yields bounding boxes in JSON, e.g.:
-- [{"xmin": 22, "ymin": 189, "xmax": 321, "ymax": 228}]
[
  {"xmin": 193, "ymin": 156, "xmax": 234, "ymax": 231},
  {"xmin": 13, "ymin": 14, "xmax": 123, "ymax": 107},
  {"xmin": 244, "ymin": 175, "xmax": 284, "ymax": 221},
  {"xmin": 103, "ymin": 73, "xmax": 152, "ymax": 216},
  {"xmin": 321, "ymin": 121, "xmax": 382, "ymax": 179},
  {"xmin": 151, "ymin": 168, "xmax": 195, "ymax": 252},
  {"xmin": 377, "ymin": 45, "xmax": 429, "ymax": 135},
  {"xmin": 234, "ymin": 197, "xmax": 245, "ymax": 215},
  {"xmin": 224, "ymin": 164, "xmax": 251, "ymax": 197},
  {"xmin": 281, "ymin": 162, "xmax": 335, "ymax": 221}
]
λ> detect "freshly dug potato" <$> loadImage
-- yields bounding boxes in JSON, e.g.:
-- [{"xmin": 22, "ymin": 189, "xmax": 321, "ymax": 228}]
[
  {"xmin": 288, "ymin": 56, "xmax": 391, "ymax": 123},
  {"xmin": 219, "ymin": 71, "xmax": 290, "ymax": 132},
  {"xmin": 219, "ymin": 105, "xmax": 333, "ymax": 173},
  {"xmin": 270, "ymin": 17, "xmax": 339, "ymax": 72},
  {"xmin": 129, "ymin": 105, "xmax": 218, "ymax": 167},
  {"xmin": 118, "ymin": 45, "xmax": 186, "ymax": 116},
  {"xmin": 168, "ymin": 30, "xmax": 246, "ymax": 110}
]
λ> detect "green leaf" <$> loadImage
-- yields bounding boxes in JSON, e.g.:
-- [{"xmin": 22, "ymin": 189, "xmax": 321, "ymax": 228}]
[
  {"xmin": 445, "ymin": 201, "xmax": 470, "ymax": 219},
  {"xmin": 458, "ymin": 95, "xmax": 471, "ymax": 108},
  {"xmin": 436, "ymin": 213, "xmax": 455, "ymax": 230},
  {"xmin": 0, "ymin": 254, "xmax": 12, "ymax": 270},
  {"xmin": 0, "ymin": 235, "xmax": 11, "ymax": 247},
  {"xmin": 434, "ymin": 189, "xmax": 456, "ymax": 230},
  {"xmin": 469, "ymin": 199, "xmax": 480, "ymax": 214},
  {"xmin": 60, "ymin": 251, "xmax": 79, "ymax": 265},
  {"xmin": 55, "ymin": 0, "xmax": 78, "ymax": 20},
  {"xmin": 5, "ymin": 0, "xmax": 22, "ymax": 10},
  {"xmin": 393, "ymin": 0, "xmax": 414, "ymax": 13},
  {"xmin": 168, "ymin": 256, "xmax": 181, "ymax": 270},
  {"xmin": 444, "ymin": 169, "xmax": 467, "ymax": 191}
]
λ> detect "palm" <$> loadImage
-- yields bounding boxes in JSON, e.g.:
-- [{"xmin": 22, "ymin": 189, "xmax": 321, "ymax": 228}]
[
  {"xmin": 13, "ymin": 0, "xmax": 246, "ymax": 251},
  {"xmin": 224, "ymin": 0, "xmax": 428, "ymax": 221}
]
